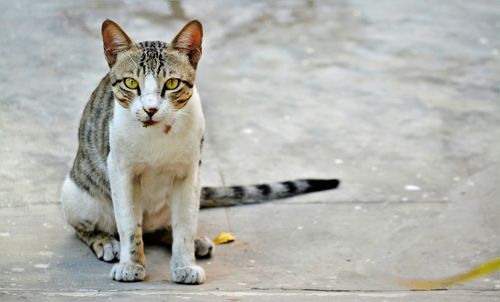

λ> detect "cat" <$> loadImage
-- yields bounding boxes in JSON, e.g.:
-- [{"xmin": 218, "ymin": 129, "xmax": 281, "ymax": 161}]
[{"xmin": 60, "ymin": 19, "xmax": 340, "ymax": 284}]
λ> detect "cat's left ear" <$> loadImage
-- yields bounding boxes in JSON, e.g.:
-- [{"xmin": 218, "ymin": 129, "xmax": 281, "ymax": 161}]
[{"xmin": 170, "ymin": 20, "xmax": 203, "ymax": 68}]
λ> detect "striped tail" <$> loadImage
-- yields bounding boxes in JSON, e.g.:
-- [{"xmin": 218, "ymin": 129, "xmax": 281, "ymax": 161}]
[{"xmin": 200, "ymin": 178, "xmax": 340, "ymax": 208}]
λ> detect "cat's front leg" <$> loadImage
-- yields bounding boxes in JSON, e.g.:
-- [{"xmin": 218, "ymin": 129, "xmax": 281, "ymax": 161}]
[
  {"xmin": 108, "ymin": 155, "xmax": 146, "ymax": 282},
  {"xmin": 170, "ymin": 168, "xmax": 205, "ymax": 284}
]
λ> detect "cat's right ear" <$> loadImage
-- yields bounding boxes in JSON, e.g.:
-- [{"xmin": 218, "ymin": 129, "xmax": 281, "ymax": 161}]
[{"xmin": 101, "ymin": 20, "xmax": 134, "ymax": 67}]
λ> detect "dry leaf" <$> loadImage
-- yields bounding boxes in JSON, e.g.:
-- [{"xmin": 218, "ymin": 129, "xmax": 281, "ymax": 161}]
[
  {"xmin": 213, "ymin": 232, "xmax": 235, "ymax": 245},
  {"xmin": 399, "ymin": 257, "xmax": 500, "ymax": 290}
]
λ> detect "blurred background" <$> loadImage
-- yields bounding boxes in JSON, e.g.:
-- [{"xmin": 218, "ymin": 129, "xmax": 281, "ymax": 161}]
[{"xmin": 0, "ymin": 1, "xmax": 499, "ymax": 301}]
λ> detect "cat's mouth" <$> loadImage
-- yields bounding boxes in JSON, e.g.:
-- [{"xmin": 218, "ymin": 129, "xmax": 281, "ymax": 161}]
[{"xmin": 142, "ymin": 119, "xmax": 159, "ymax": 128}]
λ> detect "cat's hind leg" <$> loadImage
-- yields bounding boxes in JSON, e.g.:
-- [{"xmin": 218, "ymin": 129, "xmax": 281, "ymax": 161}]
[
  {"xmin": 75, "ymin": 229, "xmax": 120, "ymax": 262},
  {"xmin": 194, "ymin": 237, "xmax": 214, "ymax": 259},
  {"xmin": 61, "ymin": 176, "xmax": 120, "ymax": 262}
]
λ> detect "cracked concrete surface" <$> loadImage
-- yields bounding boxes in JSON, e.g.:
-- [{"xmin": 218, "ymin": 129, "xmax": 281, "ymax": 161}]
[{"xmin": 0, "ymin": 1, "xmax": 499, "ymax": 301}]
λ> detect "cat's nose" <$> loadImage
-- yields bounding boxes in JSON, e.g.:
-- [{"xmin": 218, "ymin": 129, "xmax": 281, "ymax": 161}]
[{"xmin": 144, "ymin": 107, "xmax": 158, "ymax": 118}]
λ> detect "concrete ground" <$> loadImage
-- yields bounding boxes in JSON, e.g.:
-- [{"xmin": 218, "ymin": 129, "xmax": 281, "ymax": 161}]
[{"xmin": 1, "ymin": 0, "xmax": 499, "ymax": 301}]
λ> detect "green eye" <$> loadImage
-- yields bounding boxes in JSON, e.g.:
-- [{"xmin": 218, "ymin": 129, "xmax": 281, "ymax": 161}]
[
  {"xmin": 124, "ymin": 78, "xmax": 138, "ymax": 89},
  {"xmin": 165, "ymin": 78, "xmax": 179, "ymax": 90}
]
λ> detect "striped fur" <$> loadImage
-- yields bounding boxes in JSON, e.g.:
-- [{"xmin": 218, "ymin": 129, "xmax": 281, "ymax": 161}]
[
  {"xmin": 70, "ymin": 74, "xmax": 114, "ymax": 202},
  {"xmin": 200, "ymin": 179, "xmax": 340, "ymax": 208}
]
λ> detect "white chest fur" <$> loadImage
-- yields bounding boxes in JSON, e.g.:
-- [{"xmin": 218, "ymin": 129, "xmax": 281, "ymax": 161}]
[{"xmin": 108, "ymin": 88, "xmax": 204, "ymax": 222}]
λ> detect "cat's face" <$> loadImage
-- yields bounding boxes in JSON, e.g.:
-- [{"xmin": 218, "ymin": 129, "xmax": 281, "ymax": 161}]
[{"xmin": 102, "ymin": 20, "xmax": 202, "ymax": 127}]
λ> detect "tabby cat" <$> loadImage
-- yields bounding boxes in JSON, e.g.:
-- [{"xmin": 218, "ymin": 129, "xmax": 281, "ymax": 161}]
[{"xmin": 60, "ymin": 19, "xmax": 340, "ymax": 284}]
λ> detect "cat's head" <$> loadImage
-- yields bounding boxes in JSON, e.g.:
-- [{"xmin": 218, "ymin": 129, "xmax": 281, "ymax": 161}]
[{"xmin": 101, "ymin": 19, "xmax": 202, "ymax": 127}]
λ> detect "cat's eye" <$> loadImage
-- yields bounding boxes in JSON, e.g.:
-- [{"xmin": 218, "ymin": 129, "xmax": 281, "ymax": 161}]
[
  {"xmin": 124, "ymin": 78, "xmax": 138, "ymax": 89},
  {"xmin": 165, "ymin": 78, "xmax": 179, "ymax": 90}
]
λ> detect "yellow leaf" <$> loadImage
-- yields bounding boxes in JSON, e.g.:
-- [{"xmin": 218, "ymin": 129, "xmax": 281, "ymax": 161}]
[
  {"xmin": 399, "ymin": 257, "xmax": 500, "ymax": 290},
  {"xmin": 213, "ymin": 232, "xmax": 235, "ymax": 245}
]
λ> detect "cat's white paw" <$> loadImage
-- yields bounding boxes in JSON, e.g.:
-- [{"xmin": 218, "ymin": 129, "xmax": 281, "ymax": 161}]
[
  {"xmin": 110, "ymin": 261, "xmax": 146, "ymax": 282},
  {"xmin": 172, "ymin": 265, "xmax": 205, "ymax": 284}
]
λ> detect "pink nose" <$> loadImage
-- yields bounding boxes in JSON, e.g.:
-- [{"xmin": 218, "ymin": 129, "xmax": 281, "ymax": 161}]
[{"xmin": 144, "ymin": 107, "xmax": 158, "ymax": 118}]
